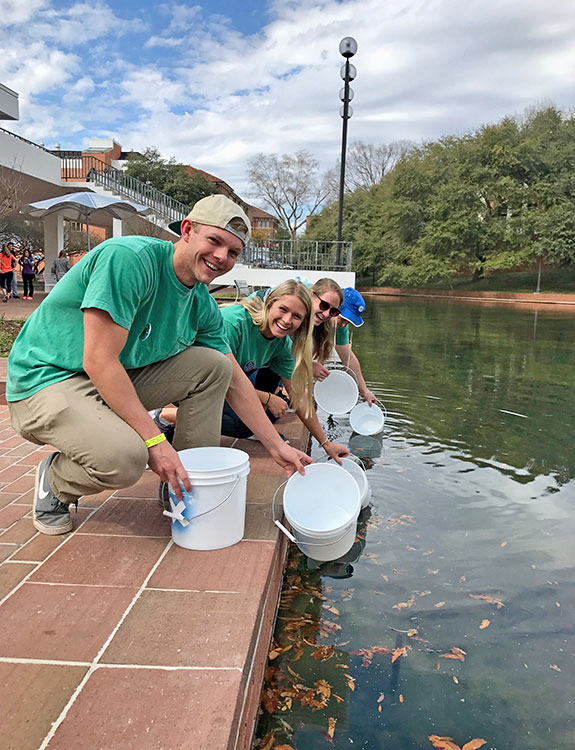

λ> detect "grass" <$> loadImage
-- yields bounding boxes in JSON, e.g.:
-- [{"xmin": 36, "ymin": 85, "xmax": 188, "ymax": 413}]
[
  {"xmin": 0, "ymin": 318, "xmax": 25, "ymax": 356},
  {"xmin": 358, "ymin": 267, "xmax": 575, "ymax": 294}
]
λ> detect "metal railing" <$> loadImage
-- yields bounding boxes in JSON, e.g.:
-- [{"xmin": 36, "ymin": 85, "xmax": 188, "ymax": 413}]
[
  {"xmin": 244, "ymin": 239, "xmax": 353, "ymax": 272},
  {"xmin": 0, "ymin": 126, "xmax": 53, "ymax": 153},
  {"xmin": 58, "ymin": 153, "xmax": 188, "ymax": 225}
]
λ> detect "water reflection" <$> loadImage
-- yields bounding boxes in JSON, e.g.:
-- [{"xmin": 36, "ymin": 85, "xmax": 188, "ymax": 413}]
[{"xmin": 255, "ymin": 299, "xmax": 575, "ymax": 750}]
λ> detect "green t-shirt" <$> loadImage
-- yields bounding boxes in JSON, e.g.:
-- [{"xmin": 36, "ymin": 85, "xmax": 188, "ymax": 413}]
[
  {"xmin": 336, "ymin": 323, "xmax": 350, "ymax": 345},
  {"xmin": 220, "ymin": 304, "xmax": 295, "ymax": 379},
  {"xmin": 7, "ymin": 236, "xmax": 231, "ymax": 401}
]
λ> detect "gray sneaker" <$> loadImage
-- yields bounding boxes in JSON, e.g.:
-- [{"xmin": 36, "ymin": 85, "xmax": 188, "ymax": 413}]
[{"xmin": 33, "ymin": 452, "xmax": 73, "ymax": 535}]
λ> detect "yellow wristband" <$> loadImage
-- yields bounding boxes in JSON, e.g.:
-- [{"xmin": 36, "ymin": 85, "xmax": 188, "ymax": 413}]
[{"xmin": 144, "ymin": 433, "xmax": 167, "ymax": 449}]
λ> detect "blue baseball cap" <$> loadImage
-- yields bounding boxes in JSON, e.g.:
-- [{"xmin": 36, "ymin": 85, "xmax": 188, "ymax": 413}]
[{"xmin": 340, "ymin": 287, "xmax": 366, "ymax": 327}]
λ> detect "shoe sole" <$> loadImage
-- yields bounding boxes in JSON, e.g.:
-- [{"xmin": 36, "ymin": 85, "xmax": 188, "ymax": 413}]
[{"xmin": 33, "ymin": 457, "xmax": 73, "ymax": 535}]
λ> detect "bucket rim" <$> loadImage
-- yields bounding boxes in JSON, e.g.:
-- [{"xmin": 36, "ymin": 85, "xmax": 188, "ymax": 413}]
[
  {"xmin": 176, "ymin": 446, "xmax": 250, "ymax": 472},
  {"xmin": 283, "ymin": 463, "xmax": 361, "ymax": 534}
]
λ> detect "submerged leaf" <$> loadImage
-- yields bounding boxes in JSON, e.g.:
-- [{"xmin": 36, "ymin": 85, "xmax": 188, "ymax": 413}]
[
  {"xmin": 469, "ymin": 593, "xmax": 504, "ymax": 609},
  {"xmin": 440, "ymin": 647, "xmax": 466, "ymax": 662},
  {"xmin": 428, "ymin": 736, "xmax": 461, "ymax": 750},
  {"xmin": 312, "ymin": 645, "xmax": 335, "ymax": 662},
  {"xmin": 479, "ymin": 619, "xmax": 490, "ymax": 629},
  {"xmin": 392, "ymin": 647, "xmax": 408, "ymax": 663},
  {"xmin": 434, "ymin": 601, "xmax": 446, "ymax": 608},
  {"xmin": 327, "ymin": 717, "xmax": 337, "ymax": 739},
  {"xmin": 462, "ymin": 741, "xmax": 487, "ymax": 750}
]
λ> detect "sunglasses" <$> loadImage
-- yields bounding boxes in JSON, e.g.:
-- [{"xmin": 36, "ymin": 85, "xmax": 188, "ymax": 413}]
[{"xmin": 313, "ymin": 291, "xmax": 341, "ymax": 318}]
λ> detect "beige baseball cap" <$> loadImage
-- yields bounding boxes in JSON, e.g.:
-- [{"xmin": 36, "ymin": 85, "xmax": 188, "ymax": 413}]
[{"xmin": 168, "ymin": 194, "xmax": 251, "ymax": 246}]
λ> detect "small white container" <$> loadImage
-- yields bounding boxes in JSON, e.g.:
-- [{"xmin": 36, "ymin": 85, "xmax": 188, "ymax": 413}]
[
  {"xmin": 349, "ymin": 402, "xmax": 386, "ymax": 435},
  {"xmin": 314, "ymin": 370, "xmax": 359, "ymax": 415}
]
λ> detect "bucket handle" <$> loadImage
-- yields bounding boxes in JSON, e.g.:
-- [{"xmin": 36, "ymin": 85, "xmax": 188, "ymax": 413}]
[
  {"xmin": 163, "ymin": 474, "xmax": 242, "ymax": 525},
  {"xmin": 316, "ymin": 451, "xmax": 367, "ymax": 473},
  {"xmin": 271, "ymin": 479, "xmax": 358, "ymax": 550},
  {"xmin": 326, "ymin": 362, "xmax": 358, "ymax": 383}
]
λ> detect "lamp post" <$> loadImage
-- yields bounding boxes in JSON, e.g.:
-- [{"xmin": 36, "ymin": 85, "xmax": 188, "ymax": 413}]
[{"xmin": 336, "ymin": 36, "xmax": 357, "ymax": 264}]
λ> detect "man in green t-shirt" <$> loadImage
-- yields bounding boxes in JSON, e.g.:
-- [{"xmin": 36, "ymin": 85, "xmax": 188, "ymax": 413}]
[{"xmin": 7, "ymin": 195, "xmax": 311, "ymax": 535}]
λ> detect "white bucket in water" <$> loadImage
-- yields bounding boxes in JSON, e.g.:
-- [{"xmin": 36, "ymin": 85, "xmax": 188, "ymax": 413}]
[
  {"xmin": 339, "ymin": 456, "xmax": 371, "ymax": 508},
  {"xmin": 314, "ymin": 370, "xmax": 358, "ymax": 415},
  {"xmin": 318, "ymin": 455, "xmax": 371, "ymax": 508},
  {"xmin": 279, "ymin": 463, "xmax": 361, "ymax": 561},
  {"xmin": 349, "ymin": 402, "xmax": 386, "ymax": 435},
  {"xmin": 164, "ymin": 447, "xmax": 250, "ymax": 550}
]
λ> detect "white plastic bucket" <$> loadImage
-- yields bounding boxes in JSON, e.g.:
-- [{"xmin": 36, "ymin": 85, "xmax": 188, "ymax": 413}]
[
  {"xmin": 339, "ymin": 457, "xmax": 371, "ymax": 508},
  {"xmin": 280, "ymin": 464, "xmax": 361, "ymax": 561},
  {"xmin": 314, "ymin": 370, "xmax": 359, "ymax": 415},
  {"xmin": 318, "ymin": 455, "xmax": 371, "ymax": 509},
  {"xmin": 164, "ymin": 447, "xmax": 250, "ymax": 550},
  {"xmin": 349, "ymin": 402, "xmax": 386, "ymax": 435}
]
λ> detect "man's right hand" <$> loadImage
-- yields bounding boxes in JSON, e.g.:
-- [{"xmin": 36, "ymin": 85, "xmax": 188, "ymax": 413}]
[
  {"xmin": 147, "ymin": 440, "xmax": 191, "ymax": 500},
  {"xmin": 269, "ymin": 441, "xmax": 313, "ymax": 477}
]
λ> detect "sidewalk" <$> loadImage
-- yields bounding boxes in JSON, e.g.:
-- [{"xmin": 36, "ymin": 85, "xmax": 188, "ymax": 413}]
[{"xmin": 0, "ymin": 323, "xmax": 306, "ymax": 748}]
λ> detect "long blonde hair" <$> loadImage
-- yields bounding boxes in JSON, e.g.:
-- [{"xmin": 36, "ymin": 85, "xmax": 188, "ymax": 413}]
[
  {"xmin": 240, "ymin": 280, "xmax": 315, "ymax": 417},
  {"xmin": 311, "ymin": 278, "xmax": 344, "ymax": 363}
]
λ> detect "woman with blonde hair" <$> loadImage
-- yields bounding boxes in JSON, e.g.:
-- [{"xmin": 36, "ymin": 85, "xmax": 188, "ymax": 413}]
[{"xmin": 220, "ymin": 279, "xmax": 348, "ymax": 463}]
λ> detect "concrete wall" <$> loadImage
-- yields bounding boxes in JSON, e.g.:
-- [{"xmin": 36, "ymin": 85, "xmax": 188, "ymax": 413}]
[
  {"xmin": 0, "ymin": 130, "xmax": 62, "ymax": 184},
  {"xmin": 0, "ymin": 83, "xmax": 18, "ymax": 120}
]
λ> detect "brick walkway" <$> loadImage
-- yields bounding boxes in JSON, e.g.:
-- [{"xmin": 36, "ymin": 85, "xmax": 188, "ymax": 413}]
[{"xmin": 0, "ymin": 374, "xmax": 305, "ymax": 748}]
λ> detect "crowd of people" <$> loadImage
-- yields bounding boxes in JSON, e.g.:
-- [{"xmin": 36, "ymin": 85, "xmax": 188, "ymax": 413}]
[
  {"xmin": 0, "ymin": 242, "xmax": 47, "ymax": 301},
  {"xmin": 6, "ymin": 195, "xmax": 375, "ymax": 536}
]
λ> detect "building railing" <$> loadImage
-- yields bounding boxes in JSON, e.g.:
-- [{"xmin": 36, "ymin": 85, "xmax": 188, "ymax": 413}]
[
  {"xmin": 58, "ymin": 153, "xmax": 188, "ymax": 225},
  {"xmin": 0, "ymin": 126, "xmax": 53, "ymax": 153},
  {"xmin": 245, "ymin": 239, "xmax": 353, "ymax": 272}
]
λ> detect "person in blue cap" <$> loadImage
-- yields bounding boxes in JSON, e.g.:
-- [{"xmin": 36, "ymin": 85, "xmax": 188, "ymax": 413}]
[{"xmin": 312, "ymin": 284, "xmax": 377, "ymax": 406}]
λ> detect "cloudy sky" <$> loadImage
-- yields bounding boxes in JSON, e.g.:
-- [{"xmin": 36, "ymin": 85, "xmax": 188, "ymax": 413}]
[{"xmin": 1, "ymin": 0, "xmax": 574, "ymax": 196}]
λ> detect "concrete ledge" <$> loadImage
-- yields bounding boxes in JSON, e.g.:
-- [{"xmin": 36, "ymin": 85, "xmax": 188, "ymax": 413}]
[{"xmin": 359, "ymin": 286, "xmax": 575, "ymax": 306}]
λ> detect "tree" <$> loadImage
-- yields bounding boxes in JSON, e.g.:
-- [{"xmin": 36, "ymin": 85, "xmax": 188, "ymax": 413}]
[
  {"xmin": 124, "ymin": 148, "xmax": 216, "ymax": 208},
  {"xmin": 247, "ymin": 150, "xmax": 329, "ymax": 241},
  {"xmin": 0, "ymin": 162, "xmax": 29, "ymax": 237},
  {"xmin": 305, "ymin": 105, "xmax": 575, "ymax": 286},
  {"xmin": 324, "ymin": 140, "xmax": 414, "ymax": 200}
]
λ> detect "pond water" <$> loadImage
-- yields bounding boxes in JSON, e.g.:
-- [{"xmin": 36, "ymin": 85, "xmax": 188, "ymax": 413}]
[{"xmin": 254, "ymin": 298, "xmax": 575, "ymax": 750}]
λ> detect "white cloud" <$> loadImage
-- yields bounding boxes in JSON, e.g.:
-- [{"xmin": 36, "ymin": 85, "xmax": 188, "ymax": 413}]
[
  {"xmin": 2, "ymin": 0, "xmax": 574, "ymax": 199},
  {"xmin": 0, "ymin": 0, "xmax": 47, "ymax": 26}
]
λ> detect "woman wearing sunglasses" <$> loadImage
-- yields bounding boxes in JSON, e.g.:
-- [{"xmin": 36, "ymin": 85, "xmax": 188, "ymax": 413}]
[{"xmin": 309, "ymin": 279, "xmax": 378, "ymax": 407}]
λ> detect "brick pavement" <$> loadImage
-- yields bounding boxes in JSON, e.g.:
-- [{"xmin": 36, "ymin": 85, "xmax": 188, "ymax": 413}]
[{"xmin": 0, "ymin": 390, "xmax": 305, "ymax": 748}]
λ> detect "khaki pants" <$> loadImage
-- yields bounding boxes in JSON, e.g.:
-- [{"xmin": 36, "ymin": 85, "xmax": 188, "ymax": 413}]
[{"xmin": 9, "ymin": 347, "xmax": 232, "ymax": 504}]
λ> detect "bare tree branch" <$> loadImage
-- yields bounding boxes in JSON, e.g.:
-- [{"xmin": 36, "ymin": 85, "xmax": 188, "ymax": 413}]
[
  {"xmin": 0, "ymin": 160, "xmax": 28, "ymax": 222},
  {"xmin": 247, "ymin": 150, "xmax": 329, "ymax": 240},
  {"xmin": 325, "ymin": 140, "xmax": 415, "ymax": 201}
]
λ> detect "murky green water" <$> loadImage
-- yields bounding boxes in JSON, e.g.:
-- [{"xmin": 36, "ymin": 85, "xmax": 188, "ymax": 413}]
[{"xmin": 255, "ymin": 298, "xmax": 575, "ymax": 750}]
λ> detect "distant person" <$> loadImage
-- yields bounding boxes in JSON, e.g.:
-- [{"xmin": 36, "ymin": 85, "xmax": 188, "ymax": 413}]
[
  {"xmin": 18, "ymin": 249, "xmax": 37, "ymax": 300},
  {"xmin": 0, "ymin": 244, "xmax": 16, "ymax": 302},
  {"xmin": 51, "ymin": 249, "xmax": 70, "ymax": 282},
  {"xmin": 8, "ymin": 243, "xmax": 20, "ymax": 298}
]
